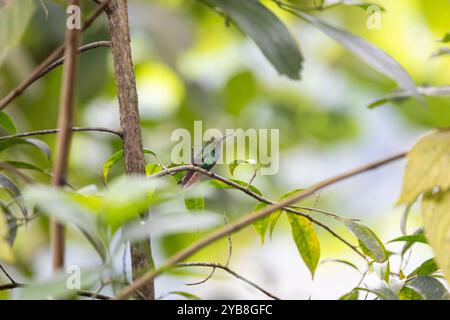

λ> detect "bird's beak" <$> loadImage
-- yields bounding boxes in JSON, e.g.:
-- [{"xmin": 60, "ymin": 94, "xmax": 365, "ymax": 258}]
[{"xmin": 219, "ymin": 133, "xmax": 234, "ymax": 142}]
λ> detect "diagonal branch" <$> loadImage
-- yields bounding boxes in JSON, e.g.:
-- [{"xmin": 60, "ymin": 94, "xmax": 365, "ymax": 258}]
[
  {"xmin": 116, "ymin": 151, "xmax": 406, "ymax": 299},
  {"xmin": 0, "ymin": 127, "xmax": 123, "ymax": 141},
  {"xmin": 50, "ymin": 0, "xmax": 80, "ymax": 272},
  {"xmin": 177, "ymin": 262, "xmax": 281, "ymax": 300}
]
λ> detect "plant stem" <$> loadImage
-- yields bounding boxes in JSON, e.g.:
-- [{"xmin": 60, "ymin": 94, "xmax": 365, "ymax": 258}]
[{"xmin": 50, "ymin": 0, "xmax": 80, "ymax": 272}]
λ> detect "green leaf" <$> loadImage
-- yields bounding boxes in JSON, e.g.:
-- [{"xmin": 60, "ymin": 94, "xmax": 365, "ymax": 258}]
[
  {"xmin": 103, "ymin": 150, "xmax": 124, "ymax": 183},
  {"xmin": 319, "ymin": 259, "xmax": 360, "ymax": 272},
  {"xmin": 24, "ymin": 185, "xmax": 98, "ymax": 240},
  {"xmin": 268, "ymin": 188, "xmax": 305, "ymax": 237},
  {"xmin": 103, "ymin": 149, "xmax": 163, "ymax": 182},
  {"xmin": 400, "ymin": 228, "xmax": 424, "ymax": 257},
  {"xmin": 184, "ymin": 196, "xmax": 204, "ymax": 211},
  {"xmin": 0, "ymin": 112, "xmax": 17, "ymax": 134},
  {"xmin": 145, "ymin": 163, "xmax": 162, "ymax": 176},
  {"xmin": 355, "ymin": 286, "xmax": 399, "ymax": 300},
  {"xmin": 369, "ymin": 86, "xmax": 450, "ymax": 108},
  {"xmin": 0, "ymin": 138, "xmax": 50, "ymax": 160},
  {"xmin": 388, "ymin": 234, "xmax": 427, "ymax": 244},
  {"xmin": 0, "ymin": 0, "xmax": 36, "ymax": 66},
  {"xmin": 205, "ymin": 0, "xmax": 303, "ymax": 79},
  {"xmin": 121, "ymin": 211, "xmax": 221, "ymax": 240},
  {"xmin": 399, "ymin": 286, "xmax": 423, "ymax": 300},
  {"xmin": 296, "ymin": 11, "xmax": 422, "ymax": 104},
  {"xmin": 0, "ymin": 172, "xmax": 21, "ymax": 197},
  {"xmin": 0, "ymin": 207, "xmax": 14, "ymax": 263},
  {"xmin": 168, "ymin": 291, "xmax": 202, "ymax": 300},
  {"xmin": 252, "ymin": 202, "xmax": 270, "ymax": 244},
  {"xmin": 339, "ymin": 290, "xmax": 359, "ymax": 300},
  {"xmin": 287, "ymin": 213, "xmax": 320, "ymax": 277},
  {"xmin": 405, "ymin": 276, "xmax": 449, "ymax": 300},
  {"xmin": 421, "ymin": 190, "xmax": 450, "ymax": 282},
  {"xmin": 345, "ymin": 221, "xmax": 387, "ymax": 263},
  {"xmin": 101, "ymin": 176, "xmax": 157, "ymax": 231},
  {"xmin": 2, "ymin": 160, "xmax": 47, "ymax": 174},
  {"xmin": 19, "ymin": 269, "xmax": 99, "ymax": 300},
  {"xmin": 398, "ymin": 130, "xmax": 450, "ymax": 204},
  {"xmin": 229, "ymin": 159, "xmax": 258, "ymax": 176},
  {"xmin": 408, "ymin": 259, "xmax": 438, "ymax": 278}
]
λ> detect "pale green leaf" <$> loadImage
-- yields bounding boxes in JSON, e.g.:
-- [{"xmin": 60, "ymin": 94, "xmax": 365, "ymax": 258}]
[
  {"xmin": 0, "ymin": 112, "xmax": 17, "ymax": 134},
  {"xmin": 398, "ymin": 130, "xmax": 450, "ymax": 204},
  {"xmin": 405, "ymin": 276, "xmax": 449, "ymax": 300},
  {"xmin": 421, "ymin": 190, "xmax": 450, "ymax": 281},
  {"xmin": 408, "ymin": 259, "xmax": 438, "ymax": 278},
  {"xmin": 345, "ymin": 221, "xmax": 387, "ymax": 263},
  {"xmin": 296, "ymin": 11, "xmax": 422, "ymax": 104},
  {"xmin": 252, "ymin": 203, "xmax": 270, "ymax": 244},
  {"xmin": 0, "ymin": 0, "xmax": 36, "ymax": 66}
]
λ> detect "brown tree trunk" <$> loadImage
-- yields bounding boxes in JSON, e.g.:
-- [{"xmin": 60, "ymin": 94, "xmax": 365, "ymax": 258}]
[
  {"xmin": 105, "ymin": 0, "xmax": 155, "ymax": 299},
  {"xmin": 51, "ymin": 0, "xmax": 80, "ymax": 272}
]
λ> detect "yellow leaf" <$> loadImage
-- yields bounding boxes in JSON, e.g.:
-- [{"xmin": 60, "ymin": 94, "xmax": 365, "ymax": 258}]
[
  {"xmin": 422, "ymin": 190, "xmax": 450, "ymax": 282},
  {"xmin": 398, "ymin": 130, "xmax": 450, "ymax": 204}
]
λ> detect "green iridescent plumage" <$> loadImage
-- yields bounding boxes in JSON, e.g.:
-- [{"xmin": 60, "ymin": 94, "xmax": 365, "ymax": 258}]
[{"xmin": 180, "ymin": 135, "xmax": 230, "ymax": 188}]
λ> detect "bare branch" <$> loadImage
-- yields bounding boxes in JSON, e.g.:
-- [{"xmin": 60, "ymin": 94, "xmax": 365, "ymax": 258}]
[
  {"xmin": 116, "ymin": 151, "xmax": 406, "ymax": 299},
  {"xmin": 0, "ymin": 0, "xmax": 112, "ymax": 110},
  {"xmin": 177, "ymin": 262, "xmax": 281, "ymax": 300},
  {"xmin": 150, "ymin": 165, "xmax": 364, "ymax": 257}
]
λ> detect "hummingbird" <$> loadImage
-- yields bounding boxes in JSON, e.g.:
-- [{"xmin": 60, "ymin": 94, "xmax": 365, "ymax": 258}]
[{"xmin": 179, "ymin": 134, "xmax": 232, "ymax": 189}]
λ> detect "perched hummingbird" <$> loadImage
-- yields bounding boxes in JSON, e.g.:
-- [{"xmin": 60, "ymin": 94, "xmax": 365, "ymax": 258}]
[{"xmin": 179, "ymin": 134, "xmax": 232, "ymax": 189}]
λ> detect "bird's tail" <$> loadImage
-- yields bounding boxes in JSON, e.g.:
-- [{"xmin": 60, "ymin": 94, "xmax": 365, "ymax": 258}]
[{"xmin": 178, "ymin": 170, "xmax": 202, "ymax": 189}]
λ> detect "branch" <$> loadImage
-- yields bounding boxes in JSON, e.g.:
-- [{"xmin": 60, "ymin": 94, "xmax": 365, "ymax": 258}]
[
  {"xmin": 177, "ymin": 262, "xmax": 281, "ymax": 300},
  {"xmin": 150, "ymin": 165, "xmax": 364, "ymax": 257},
  {"xmin": 116, "ymin": 151, "xmax": 406, "ymax": 299},
  {"xmin": 51, "ymin": 0, "xmax": 80, "ymax": 272},
  {"xmin": 0, "ymin": 282, "xmax": 111, "ymax": 300},
  {"xmin": 0, "ymin": 127, "xmax": 123, "ymax": 141},
  {"xmin": 0, "ymin": 0, "xmax": 112, "ymax": 110}
]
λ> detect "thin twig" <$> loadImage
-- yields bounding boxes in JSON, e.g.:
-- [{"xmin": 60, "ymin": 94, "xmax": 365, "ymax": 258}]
[
  {"xmin": 0, "ymin": 127, "xmax": 123, "ymax": 141},
  {"xmin": 50, "ymin": 0, "xmax": 81, "ymax": 272},
  {"xmin": 177, "ymin": 262, "xmax": 281, "ymax": 300},
  {"xmin": 0, "ymin": 282, "xmax": 112, "ymax": 300},
  {"xmin": 150, "ymin": 164, "xmax": 365, "ymax": 257},
  {"xmin": 39, "ymin": 41, "xmax": 111, "ymax": 78},
  {"xmin": 116, "ymin": 151, "xmax": 406, "ymax": 299},
  {"xmin": 185, "ymin": 267, "xmax": 216, "ymax": 286},
  {"xmin": 0, "ymin": 0, "xmax": 112, "ymax": 110}
]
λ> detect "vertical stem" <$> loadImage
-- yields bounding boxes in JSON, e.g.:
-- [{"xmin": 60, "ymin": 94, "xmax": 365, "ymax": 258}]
[
  {"xmin": 51, "ymin": 0, "xmax": 80, "ymax": 272},
  {"xmin": 105, "ymin": 0, "xmax": 155, "ymax": 299}
]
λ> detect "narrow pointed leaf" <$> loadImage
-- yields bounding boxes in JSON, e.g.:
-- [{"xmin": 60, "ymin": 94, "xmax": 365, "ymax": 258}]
[
  {"xmin": 287, "ymin": 213, "xmax": 320, "ymax": 277},
  {"xmin": 0, "ymin": 112, "xmax": 17, "ymax": 134},
  {"xmin": 296, "ymin": 11, "xmax": 422, "ymax": 104},
  {"xmin": 405, "ymin": 276, "xmax": 449, "ymax": 300},
  {"xmin": 345, "ymin": 221, "xmax": 387, "ymax": 262},
  {"xmin": 252, "ymin": 202, "xmax": 270, "ymax": 244},
  {"xmin": 205, "ymin": 0, "xmax": 303, "ymax": 79}
]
